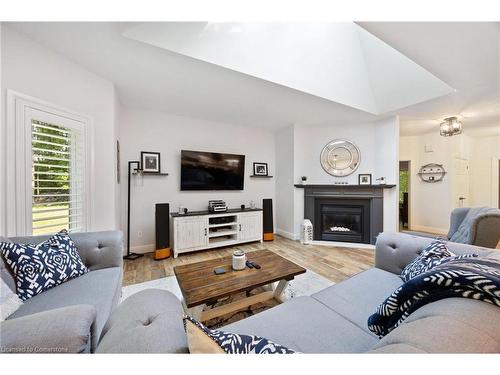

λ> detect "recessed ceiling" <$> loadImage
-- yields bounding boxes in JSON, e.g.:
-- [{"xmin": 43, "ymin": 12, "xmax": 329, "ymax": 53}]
[
  {"xmin": 123, "ymin": 22, "xmax": 453, "ymax": 115},
  {"xmin": 359, "ymin": 22, "xmax": 500, "ymax": 137}
]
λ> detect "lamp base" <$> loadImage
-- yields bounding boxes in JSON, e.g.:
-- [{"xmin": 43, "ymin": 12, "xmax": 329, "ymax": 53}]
[{"xmin": 123, "ymin": 253, "xmax": 144, "ymax": 260}]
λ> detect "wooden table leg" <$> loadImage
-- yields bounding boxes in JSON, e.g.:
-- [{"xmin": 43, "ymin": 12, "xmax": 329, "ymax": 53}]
[
  {"xmin": 182, "ymin": 299, "xmax": 205, "ymax": 321},
  {"xmin": 273, "ymin": 279, "xmax": 289, "ymax": 303},
  {"xmin": 183, "ymin": 279, "xmax": 291, "ymax": 322}
]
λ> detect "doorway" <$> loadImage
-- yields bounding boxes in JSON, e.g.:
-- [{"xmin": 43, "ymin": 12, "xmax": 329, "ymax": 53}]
[
  {"xmin": 399, "ymin": 160, "xmax": 410, "ymax": 230},
  {"xmin": 452, "ymin": 157, "xmax": 470, "ymax": 208}
]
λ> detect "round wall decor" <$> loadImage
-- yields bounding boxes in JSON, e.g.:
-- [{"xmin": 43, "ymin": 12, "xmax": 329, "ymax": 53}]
[
  {"xmin": 417, "ymin": 163, "xmax": 447, "ymax": 183},
  {"xmin": 320, "ymin": 139, "xmax": 361, "ymax": 177}
]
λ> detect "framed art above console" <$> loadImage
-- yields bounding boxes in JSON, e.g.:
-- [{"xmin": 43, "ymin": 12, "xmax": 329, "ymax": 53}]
[
  {"xmin": 141, "ymin": 151, "xmax": 161, "ymax": 173},
  {"xmin": 358, "ymin": 173, "xmax": 372, "ymax": 185},
  {"xmin": 253, "ymin": 162, "xmax": 268, "ymax": 176}
]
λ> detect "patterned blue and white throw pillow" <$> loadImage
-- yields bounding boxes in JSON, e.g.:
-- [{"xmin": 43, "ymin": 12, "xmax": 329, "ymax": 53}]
[
  {"xmin": 183, "ymin": 315, "xmax": 297, "ymax": 354},
  {"xmin": 0, "ymin": 230, "xmax": 88, "ymax": 301},
  {"xmin": 400, "ymin": 240, "xmax": 477, "ymax": 282}
]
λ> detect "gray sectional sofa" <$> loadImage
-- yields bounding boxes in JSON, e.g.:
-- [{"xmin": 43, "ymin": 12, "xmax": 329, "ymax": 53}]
[
  {"xmin": 224, "ymin": 233, "xmax": 500, "ymax": 353},
  {"xmin": 96, "ymin": 232, "xmax": 500, "ymax": 353},
  {"xmin": 0, "ymin": 231, "xmax": 123, "ymax": 353},
  {"xmin": 2, "ymin": 230, "xmax": 499, "ymax": 353}
]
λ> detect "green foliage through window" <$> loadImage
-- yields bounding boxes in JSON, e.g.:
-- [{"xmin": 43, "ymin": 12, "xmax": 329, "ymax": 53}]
[
  {"xmin": 32, "ymin": 120, "xmax": 72, "ymax": 235},
  {"xmin": 399, "ymin": 170, "xmax": 409, "ymax": 203}
]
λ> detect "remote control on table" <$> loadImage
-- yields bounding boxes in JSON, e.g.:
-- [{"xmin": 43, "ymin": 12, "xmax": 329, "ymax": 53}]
[
  {"xmin": 214, "ymin": 267, "xmax": 226, "ymax": 275},
  {"xmin": 247, "ymin": 261, "xmax": 261, "ymax": 269}
]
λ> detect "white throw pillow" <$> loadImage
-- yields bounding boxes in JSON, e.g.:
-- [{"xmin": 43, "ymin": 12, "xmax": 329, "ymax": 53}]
[{"xmin": 0, "ymin": 277, "xmax": 23, "ymax": 321}]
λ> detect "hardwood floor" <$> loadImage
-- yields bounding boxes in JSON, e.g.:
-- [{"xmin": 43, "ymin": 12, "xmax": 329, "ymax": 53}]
[{"xmin": 123, "ymin": 235, "xmax": 374, "ymax": 286}]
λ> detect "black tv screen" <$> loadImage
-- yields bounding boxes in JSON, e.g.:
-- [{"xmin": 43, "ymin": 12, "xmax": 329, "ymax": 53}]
[{"xmin": 181, "ymin": 150, "xmax": 245, "ymax": 190}]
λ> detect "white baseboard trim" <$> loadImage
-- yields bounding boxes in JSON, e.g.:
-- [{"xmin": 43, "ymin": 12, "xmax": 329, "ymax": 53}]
[
  {"xmin": 130, "ymin": 244, "xmax": 155, "ymax": 254},
  {"xmin": 275, "ymin": 229, "xmax": 374, "ymax": 249},
  {"xmin": 410, "ymin": 225, "xmax": 448, "ymax": 236},
  {"xmin": 311, "ymin": 240, "xmax": 375, "ymax": 250},
  {"xmin": 128, "ymin": 238, "xmax": 374, "ymax": 254},
  {"xmin": 275, "ymin": 229, "xmax": 299, "ymax": 240}
]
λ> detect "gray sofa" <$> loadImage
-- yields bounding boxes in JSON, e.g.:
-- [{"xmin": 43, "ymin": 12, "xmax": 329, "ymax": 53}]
[
  {"xmin": 223, "ymin": 233, "xmax": 500, "ymax": 353},
  {"xmin": 97, "ymin": 232, "xmax": 500, "ymax": 353},
  {"xmin": 447, "ymin": 207, "xmax": 500, "ymax": 248},
  {"xmin": 406, "ymin": 207, "xmax": 500, "ymax": 248},
  {"xmin": 0, "ymin": 231, "xmax": 123, "ymax": 353},
  {"xmin": 2, "ymin": 231, "xmax": 499, "ymax": 353}
]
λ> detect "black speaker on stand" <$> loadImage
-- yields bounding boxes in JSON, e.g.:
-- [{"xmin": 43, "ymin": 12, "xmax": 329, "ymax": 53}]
[
  {"xmin": 262, "ymin": 198, "xmax": 274, "ymax": 241},
  {"xmin": 154, "ymin": 203, "xmax": 171, "ymax": 260}
]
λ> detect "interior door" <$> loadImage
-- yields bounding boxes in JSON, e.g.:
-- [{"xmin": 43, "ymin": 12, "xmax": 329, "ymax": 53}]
[
  {"xmin": 239, "ymin": 213, "xmax": 262, "ymax": 241},
  {"xmin": 453, "ymin": 157, "xmax": 470, "ymax": 208},
  {"xmin": 176, "ymin": 217, "xmax": 208, "ymax": 250}
]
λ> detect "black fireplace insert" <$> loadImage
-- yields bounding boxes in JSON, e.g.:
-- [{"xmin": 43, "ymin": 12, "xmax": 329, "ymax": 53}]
[{"xmin": 314, "ymin": 199, "xmax": 370, "ymax": 243}]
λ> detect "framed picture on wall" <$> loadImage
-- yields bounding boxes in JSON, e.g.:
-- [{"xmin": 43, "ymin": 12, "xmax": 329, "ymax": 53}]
[
  {"xmin": 358, "ymin": 173, "xmax": 372, "ymax": 185},
  {"xmin": 253, "ymin": 162, "xmax": 268, "ymax": 176},
  {"xmin": 141, "ymin": 151, "xmax": 161, "ymax": 173}
]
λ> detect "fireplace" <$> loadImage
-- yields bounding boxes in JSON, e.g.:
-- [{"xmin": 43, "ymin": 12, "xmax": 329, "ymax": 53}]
[
  {"xmin": 315, "ymin": 199, "xmax": 370, "ymax": 243},
  {"xmin": 301, "ymin": 185, "xmax": 391, "ymax": 245}
]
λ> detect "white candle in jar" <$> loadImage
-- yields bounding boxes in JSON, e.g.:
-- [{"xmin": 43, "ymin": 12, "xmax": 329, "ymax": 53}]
[{"xmin": 232, "ymin": 250, "xmax": 246, "ymax": 271}]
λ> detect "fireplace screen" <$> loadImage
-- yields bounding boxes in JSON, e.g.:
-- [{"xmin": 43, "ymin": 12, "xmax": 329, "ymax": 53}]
[
  {"xmin": 315, "ymin": 202, "xmax": 370, "ymax": 243},
  {"xmin": 322, "ymin": 210, "xmax": 361, "ymax": 235}
]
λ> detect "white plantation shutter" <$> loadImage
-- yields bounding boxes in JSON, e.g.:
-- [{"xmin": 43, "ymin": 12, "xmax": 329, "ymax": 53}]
[{"xmin": 30, "ymin": 112, "xmax": 87, "ymax": 235}]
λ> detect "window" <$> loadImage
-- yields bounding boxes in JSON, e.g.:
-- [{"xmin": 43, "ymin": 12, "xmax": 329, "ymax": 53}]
[
  {"xmin": 31, "ymin": 118, "xmax": 86, "ymax": 235},
  {"xmin": 6, "ymin": 92, "xmax": 92, "ymax": 236},
  {"xmin": 18, "ymin": 104, "xmax": 89, "ymax": 236}
]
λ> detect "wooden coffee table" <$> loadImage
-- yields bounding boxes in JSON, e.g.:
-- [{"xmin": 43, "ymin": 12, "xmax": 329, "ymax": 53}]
[{"xmin": 174, "ymin": 249, "xmax": 306, "ymax": 322}]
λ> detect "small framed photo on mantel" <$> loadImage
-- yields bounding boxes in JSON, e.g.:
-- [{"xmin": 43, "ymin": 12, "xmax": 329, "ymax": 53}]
[
  {"xmin": 358, "ymin": 173, "xmax": 372, "ymax": 185},
  {"xmin": 253, "ymin": 162, "xmax": 269, "ymax": 176},
  {"xmin": 141, "ymin": 151, "xmax": 161, "ymax": 173}
]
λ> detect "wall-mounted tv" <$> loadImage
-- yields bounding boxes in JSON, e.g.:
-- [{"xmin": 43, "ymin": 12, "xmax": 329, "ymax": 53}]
[{"xmin": 181, "ymin": 150, "xmax": 245, "ymax": 190}]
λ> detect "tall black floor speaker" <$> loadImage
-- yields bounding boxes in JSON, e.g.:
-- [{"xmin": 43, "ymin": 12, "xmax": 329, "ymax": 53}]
[
  {"xmin": 154, "ymin": 203, "xmax": 171, "ymax": 260},
  {"xmin": 262, "ymin": 198, "xmax": 274, "ymax": 241}
]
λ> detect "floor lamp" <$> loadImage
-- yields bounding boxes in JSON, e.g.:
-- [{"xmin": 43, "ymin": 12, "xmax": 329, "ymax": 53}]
[{"xmin": 124, "ymin": 160, "xmax": 144, "ymax": 260}]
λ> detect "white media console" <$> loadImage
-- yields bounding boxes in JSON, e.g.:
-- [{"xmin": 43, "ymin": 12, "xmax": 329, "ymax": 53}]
[{"xmin": 171, "ymin": 208, "xmax": 263, "ymax": 258}]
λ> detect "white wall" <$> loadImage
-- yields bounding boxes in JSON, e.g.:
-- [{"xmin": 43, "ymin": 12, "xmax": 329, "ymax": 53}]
[
  {"xmin": 114, "ymin": 92, "xmax": 122, "ymax": 229},
  {"xmin": 400, "ymin": 134, "xmax": 456, "ymax": 233},
  {"xmin": 119, "ymin": 107, "xmax": 276, "ymax": 252},
  {"xmin": 275, "ymin": 125, "xmax": 295, "ymax": 239},
  {"xmin": 274, "ymin": 118, "xmax": 400, "ymax": 238},
  {"xmin": 293, "ymin": 123, "xmax": 377, "ymax": 185},
  {"xmin": 399, "ymin": 132, "xmax": 497, "ymax": 234},
  {"xmin": 374, "ymin": 116, "xmax": 400, "ymax": 231},
  {"xmin": 470, "ymin": 135, "xmax": 500, "ymax": 208},
  {"xmin": 0, "ymin": 26, "xmax": 119, "ymax": 234}
]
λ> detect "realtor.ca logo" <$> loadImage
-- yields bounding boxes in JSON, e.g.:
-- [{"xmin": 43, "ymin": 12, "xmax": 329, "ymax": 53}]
[{"xmin": 1, "ymin": 346, "xmax": 69, "ymax": 353}]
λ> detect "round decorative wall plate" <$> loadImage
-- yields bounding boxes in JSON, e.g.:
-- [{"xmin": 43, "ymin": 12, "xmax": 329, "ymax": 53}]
[
  {"xmin": 417, "ymin": 163, "xmax": 447, "ymax": 183},
  {"xmin": 320, "ymin": 139, "xmax": 361, "ymax": 177}
]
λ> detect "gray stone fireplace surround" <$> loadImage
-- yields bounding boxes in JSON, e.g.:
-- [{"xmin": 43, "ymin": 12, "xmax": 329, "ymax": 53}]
[{"xmin": 296, "ymin": 184, "xmax": 396, "ymax": 245}]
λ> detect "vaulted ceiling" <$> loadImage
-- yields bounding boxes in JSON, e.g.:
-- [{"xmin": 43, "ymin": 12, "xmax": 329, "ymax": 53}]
[
  {"xmin": 5, "ymin": 22, "xmax": 500, "ymax": 135},
  {"xmin": 122, "ymin": 22, "xmax": 452, "ymax": 115}
]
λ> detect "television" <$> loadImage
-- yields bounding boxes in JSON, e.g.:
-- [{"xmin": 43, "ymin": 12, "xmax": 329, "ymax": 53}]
[{"xmin": 180, "ymin": 150, "xmax": 245, "ymax": 190}]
